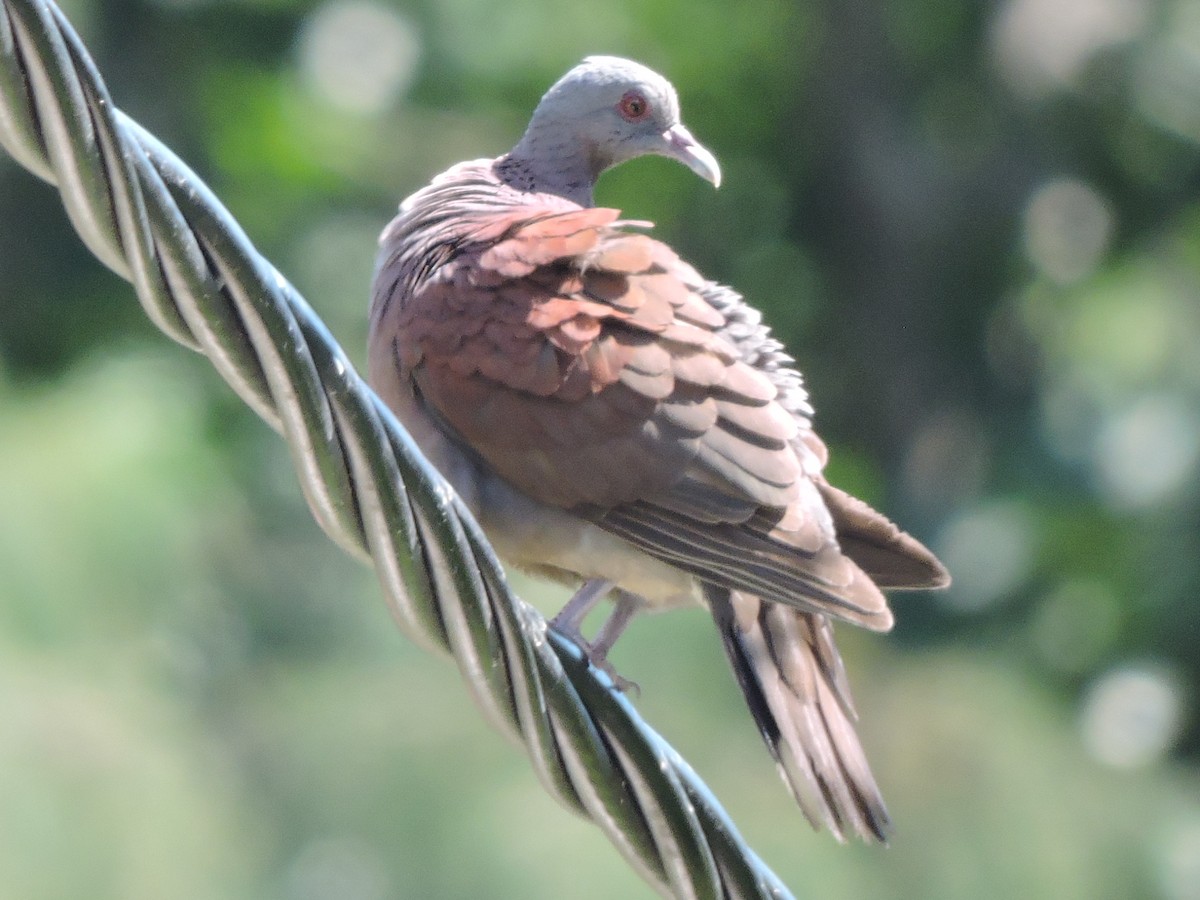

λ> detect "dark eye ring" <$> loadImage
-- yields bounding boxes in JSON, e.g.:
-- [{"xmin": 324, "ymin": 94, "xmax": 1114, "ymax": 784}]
[{"xmin": 618, "ymin": 91, "xmax": 650, "ymax": 122}]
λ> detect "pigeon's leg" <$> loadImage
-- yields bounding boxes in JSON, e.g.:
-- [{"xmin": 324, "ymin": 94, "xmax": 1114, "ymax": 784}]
[
  {"xmin": 588, "ymin": 591, "xmax": 645, "ymax": 694},
  {"xmin": 550, "ymin": 580, "xmax": 641, "ymax": 692},
  {"xmin": 591, "ymin": 590, "xmax": 645, "ymax": 659},
  {"xmin": 550, "ymin": 578, "xmax": 615, "ymax": 641}
]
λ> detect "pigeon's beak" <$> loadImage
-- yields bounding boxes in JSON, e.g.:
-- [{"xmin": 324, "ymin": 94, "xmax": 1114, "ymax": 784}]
[{"xmin": 663, "ymin": 123, "xmax": 722, "ymax": 188}]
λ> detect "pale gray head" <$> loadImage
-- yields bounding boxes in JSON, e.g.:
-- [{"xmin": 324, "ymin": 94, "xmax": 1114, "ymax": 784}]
[{"xmin": 499, "ymin": 56, "xmax": 721, "ymax": 206}]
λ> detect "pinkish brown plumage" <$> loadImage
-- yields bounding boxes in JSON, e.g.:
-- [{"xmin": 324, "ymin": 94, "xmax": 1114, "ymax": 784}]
[{"xmin": 368, "ymin": 56, "xmax": 948, "ymax": 842}]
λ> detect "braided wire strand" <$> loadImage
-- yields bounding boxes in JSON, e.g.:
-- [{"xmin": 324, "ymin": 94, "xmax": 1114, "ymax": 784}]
[{"xmin": 0, "ymin": 2, "xmax": 797, "ymax": 897}]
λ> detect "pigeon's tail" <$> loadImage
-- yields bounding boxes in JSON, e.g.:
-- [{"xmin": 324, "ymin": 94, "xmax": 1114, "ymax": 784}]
[{"xmin": 708, "ymin": 587, "xmax": 891, "ymax": 843}]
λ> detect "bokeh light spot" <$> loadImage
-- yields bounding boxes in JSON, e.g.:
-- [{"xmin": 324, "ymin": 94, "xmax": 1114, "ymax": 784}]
[
  {"xmin": 1093, "ymin": 393, "xmax": 1200, "ymax": 510},
  {"xmin": 1023, "ymin": 178, "xmax": 1113, "ymax": 284},
  {"xmin": 1062, "ymin": 271, "xmax": 1178, "ymax": 385},
  {"xmin": 1080, "ymin": 664, "xmax": 1184, "ymax": 768},
  {"xmin": 992, "ymin": 0, "xmax": 1150, "ymax": 97},
  {"xmin": 297, "ymin": 1, "xmax": 421, "ymax": 116},
  {"xmin": 936, "ymin": 501, "xmax": 1037, "ymax": 612}
]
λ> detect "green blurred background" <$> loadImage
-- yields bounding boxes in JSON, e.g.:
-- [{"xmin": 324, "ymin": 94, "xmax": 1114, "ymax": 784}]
[{"xmin": 2, "ymin": 0, "xmax": 1199, "ymax": 897}]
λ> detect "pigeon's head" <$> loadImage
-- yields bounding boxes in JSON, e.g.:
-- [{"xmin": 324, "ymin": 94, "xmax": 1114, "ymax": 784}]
[{"xmin": 521, "ymin": 56, "xmax": 721, "ymax": 190}]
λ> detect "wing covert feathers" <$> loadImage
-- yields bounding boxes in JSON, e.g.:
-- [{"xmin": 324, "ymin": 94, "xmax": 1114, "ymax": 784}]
[{"xmin": 370, "ymin": 157, "xmax": 944, "ymax": 634}]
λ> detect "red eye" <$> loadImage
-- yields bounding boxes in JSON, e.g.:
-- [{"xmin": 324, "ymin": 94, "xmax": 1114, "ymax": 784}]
[{"xmin": 618, "ymin": 91, "xmax": 650, "ymax": 122}]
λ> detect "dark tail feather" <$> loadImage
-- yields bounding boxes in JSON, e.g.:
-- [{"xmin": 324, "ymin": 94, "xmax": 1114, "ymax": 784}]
[
  {"xmin": 708, "ymin": 586, "xmax": 891, "ymax": 843},
  {"xmin": 816, "ymin": 478, "xmax": 950, "ymax": 590}
]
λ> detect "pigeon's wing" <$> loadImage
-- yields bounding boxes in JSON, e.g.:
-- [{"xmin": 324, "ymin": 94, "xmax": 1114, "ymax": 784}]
[{"xmin": 374, "ymin": 198, "xmax": 927, "ymax": 628}]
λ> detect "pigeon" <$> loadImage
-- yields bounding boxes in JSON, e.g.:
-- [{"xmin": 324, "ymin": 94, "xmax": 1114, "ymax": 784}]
[{"xmin": 368, "ymin": 55, "xmax": 949, "ymax": 842}]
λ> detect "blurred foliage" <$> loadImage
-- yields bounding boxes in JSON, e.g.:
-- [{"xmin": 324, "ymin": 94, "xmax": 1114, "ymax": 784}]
[{"xmin": 2, "ymin": 0, "xmax": 1200, "ymax": 897}]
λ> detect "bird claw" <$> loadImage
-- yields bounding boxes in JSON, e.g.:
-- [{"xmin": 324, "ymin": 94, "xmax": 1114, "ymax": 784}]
[
  {"xmin": 550, "ymin": 582, "xmax": 644, "ymax": 694},
  {"xmin": 550, "ymin": 621, "xmax": 639, "ymax": 694},
  {"xmin": 586, "ymin": 651, "xmax": 641, "ymax": 696}
]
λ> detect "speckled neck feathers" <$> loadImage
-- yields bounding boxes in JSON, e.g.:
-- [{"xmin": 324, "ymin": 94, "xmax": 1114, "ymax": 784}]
[{"xmin": 495, "ymin": 147, "xmax": 597, "ymax": 207}]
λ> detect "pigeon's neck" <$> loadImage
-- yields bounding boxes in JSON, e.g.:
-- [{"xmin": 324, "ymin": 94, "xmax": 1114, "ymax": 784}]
[{"xmin": 497, "ymin": 130, "xmax": 601, "ymax": 207}]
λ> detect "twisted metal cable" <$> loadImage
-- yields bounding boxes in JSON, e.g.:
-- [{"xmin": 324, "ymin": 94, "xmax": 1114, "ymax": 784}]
[{"xmin": 0, "ymin": 2, "xmax": 797, "ymax": 897}]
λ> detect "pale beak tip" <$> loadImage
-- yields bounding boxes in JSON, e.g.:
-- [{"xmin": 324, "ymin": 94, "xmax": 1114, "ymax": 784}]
[{"xmin": 665, "ymin": 124, "xmax": 722, "ymax": 190}]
